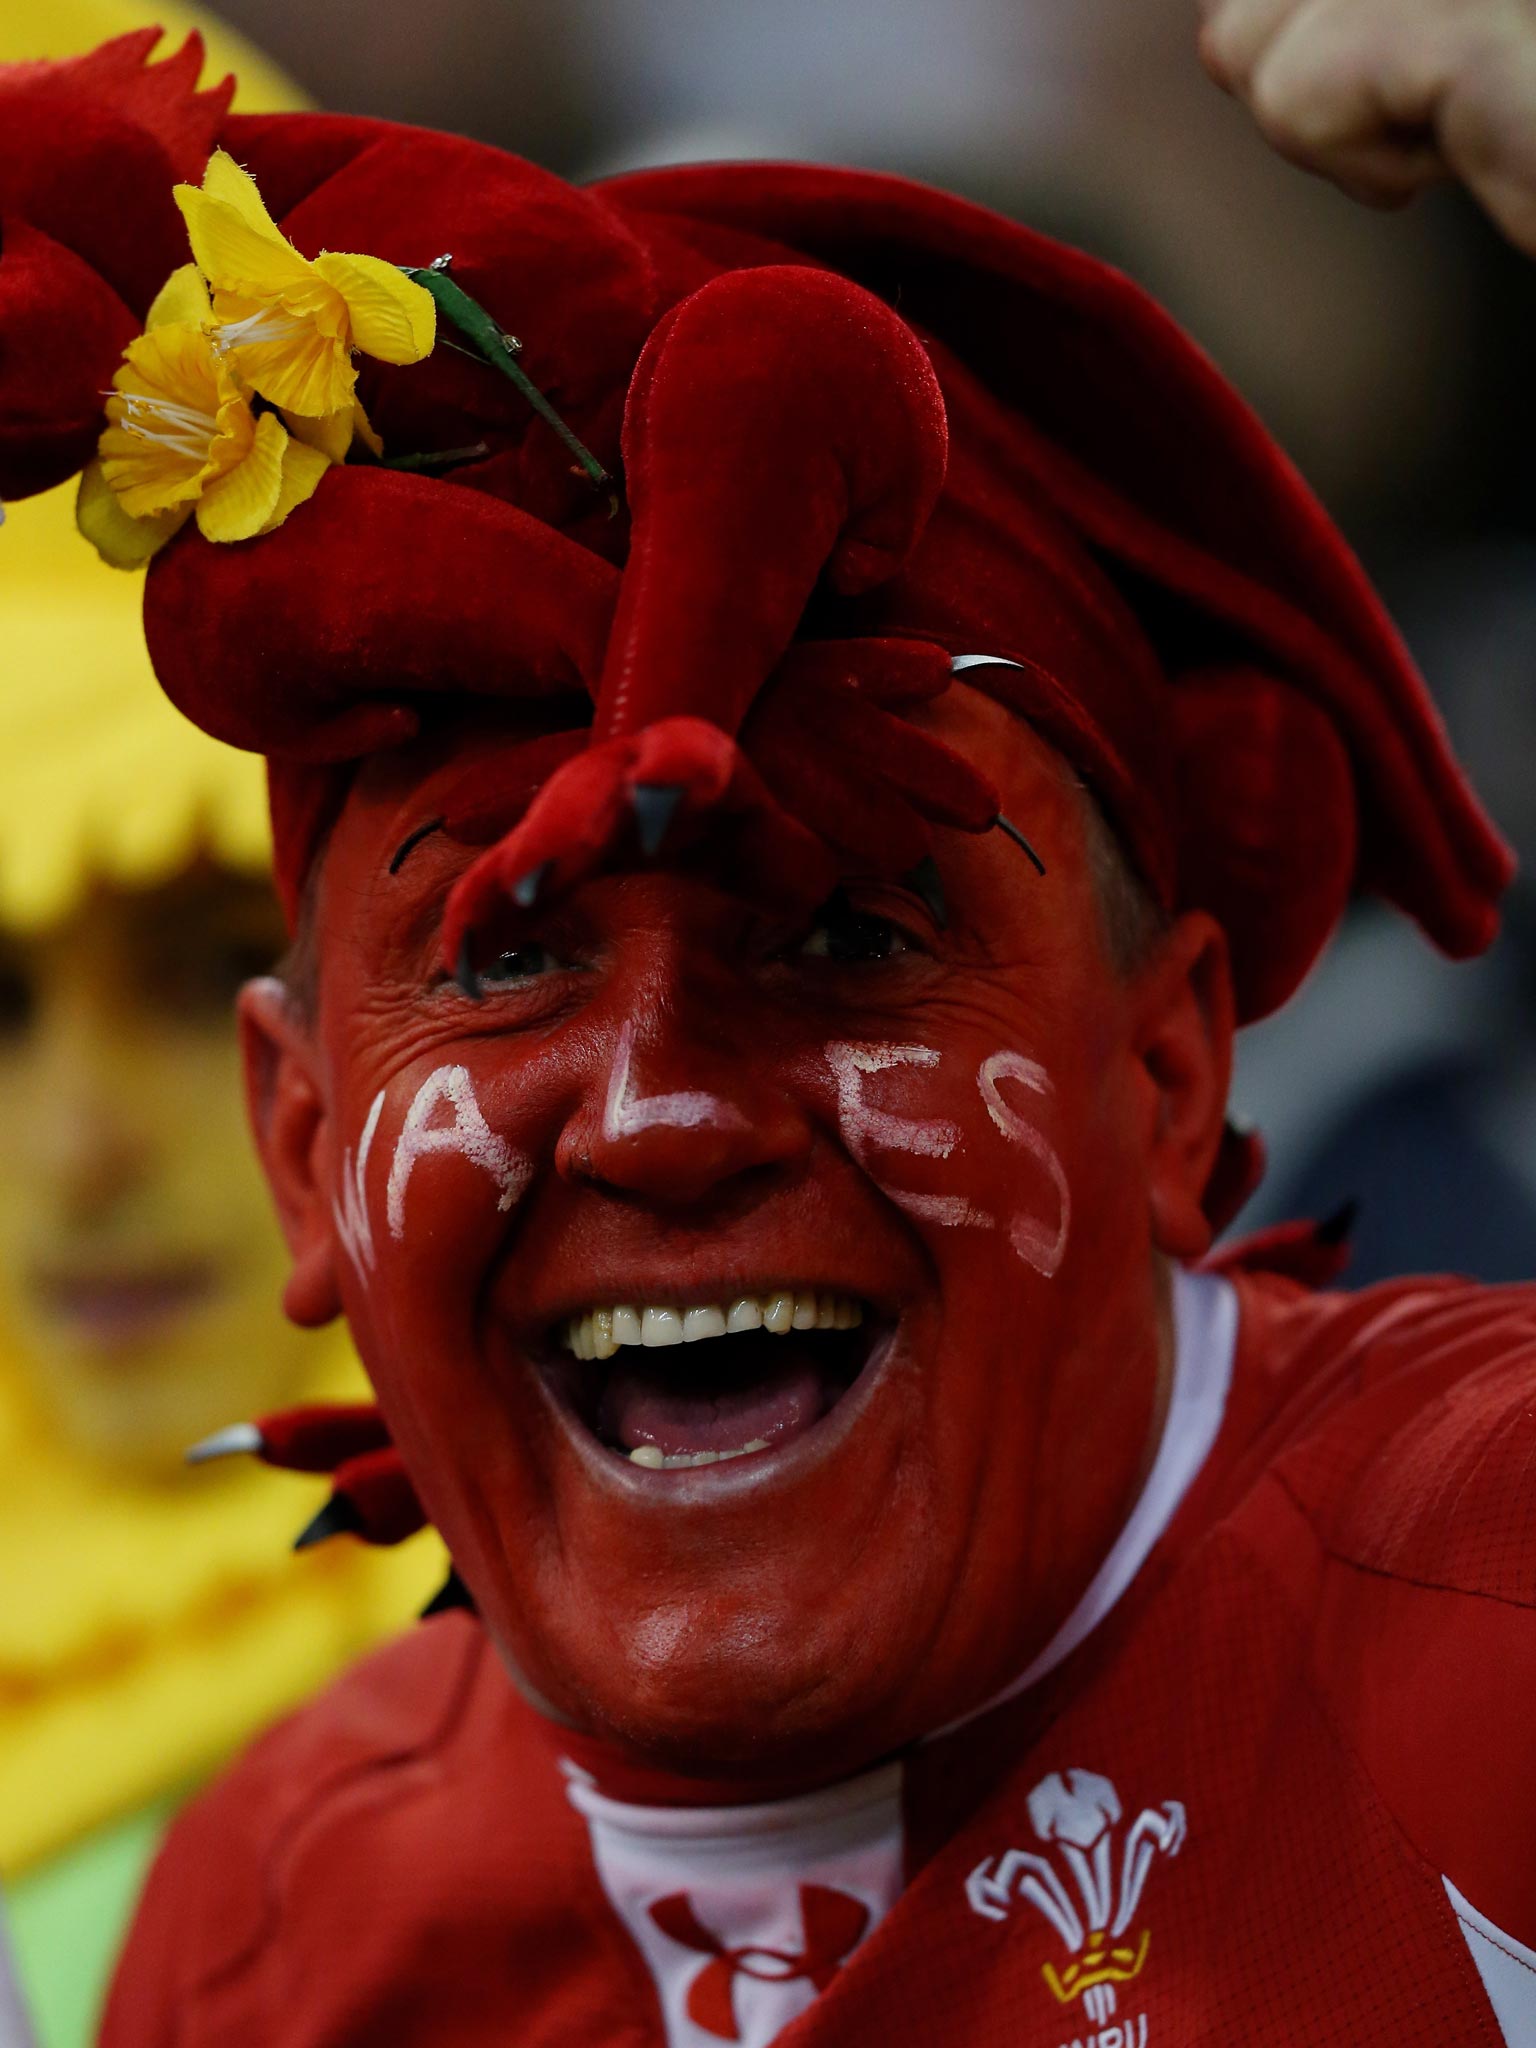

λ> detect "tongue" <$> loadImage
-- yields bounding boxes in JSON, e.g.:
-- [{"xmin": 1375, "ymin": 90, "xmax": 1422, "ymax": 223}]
[{"xmin": 599, "ymin": 1341, "xmax": 828, "ymax": 1455}]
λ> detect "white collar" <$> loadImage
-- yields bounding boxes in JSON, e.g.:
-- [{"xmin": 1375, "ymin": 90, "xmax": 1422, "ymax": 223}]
[{"xmin": 930, "ymin": 1264, "xmax": 1237, "ymax": 1738}]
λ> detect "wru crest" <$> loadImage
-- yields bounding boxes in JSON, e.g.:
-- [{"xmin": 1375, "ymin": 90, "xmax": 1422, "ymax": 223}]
[{"xmin": 966, "ymin": 1768, "xmax": 1185, "ymax": 2027}]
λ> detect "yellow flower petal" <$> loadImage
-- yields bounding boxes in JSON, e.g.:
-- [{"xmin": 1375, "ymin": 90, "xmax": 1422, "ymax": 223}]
[
  {"xmin": 258, "ymin": 437, "xmax": 332, "ymax": 535},
  {"xmin": 284, "ymin": 399, "xmax": 384, "ymax": 463},
  {"xmin": 98, "ymin": 422, "xmax": 203, "ymax": 515},
  {"xmin": 351, "ymin": 400, "xmax": 385, "ymax": 459},
  {"xmin": 176, "ymin": 169, "xmax": 312, "ymax": 304},
  {"xmin": 76, "ymin": 461, "xmax": 187, "ymax": 568},
  {"xmin": 195, "ymin": 409, "xmax": 288, "ymax": 543},
  {"xmin": 313, "ymin": 252, "xmax": 436, "ymax": 366},
  {"xmin": 282, "ymin": 406, "xmax": 355, "ymax": 465},
  {"xmin": 100, "ymin": 324, "xmax": 243, "ymax": 518},
  {"xmin": 218, "ymin": 280, "xmax": 343, "ymax": 333},
  {"xmin": 116, "ymin": 321, "xmax": 223, "ymax": 414},
  {"xmin": 146, "ymin": 264, "xmax": 212, "ymax": 333},
  {"xmin": 221, "ymin": 317, "xmax": 355, "ymax": 417},
  {"xmin": 200, "ymin": 149, "xmax": 287, "ymax": 241}
]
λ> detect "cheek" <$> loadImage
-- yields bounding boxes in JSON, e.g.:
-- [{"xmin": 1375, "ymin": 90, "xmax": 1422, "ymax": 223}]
[
  {"xmin": 822, "ymin": 1034, "xmax": 1087, "ymax": 1290},
  {"xmin": 328, "ymin": 1051, "xmax": 537, "ymax": 1375},
  {"xmin": 823, "ymin": 1023, "xmax": 1148, "ymax": 1486},
  {"xmin": 323, "ymin": 1049, "xmax": 556, "ymax": 1567}
]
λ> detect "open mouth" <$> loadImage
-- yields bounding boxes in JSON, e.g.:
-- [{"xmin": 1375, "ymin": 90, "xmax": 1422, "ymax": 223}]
[{"xmin": 545, "ymin": 1290, "xmax": 880, "ymax": 1471}]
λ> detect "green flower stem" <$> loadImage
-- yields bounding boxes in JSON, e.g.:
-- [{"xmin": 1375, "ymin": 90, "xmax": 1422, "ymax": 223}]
[
  {"xmin": 404, "ymin": 264, "xmax": 614, "ymax": 498},
  {"xmin": 382, "ymin": 442, "xmax": 489, "ymax": 474}
]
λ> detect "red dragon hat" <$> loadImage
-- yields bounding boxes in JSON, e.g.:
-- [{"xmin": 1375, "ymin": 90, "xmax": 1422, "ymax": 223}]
[{"xmin": 0, "ymin": 30, "xmax": 1513, "ymax": 1030}]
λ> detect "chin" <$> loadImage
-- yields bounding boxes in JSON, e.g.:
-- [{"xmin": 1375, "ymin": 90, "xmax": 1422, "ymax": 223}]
[
  {"xmin": 379, "ymin": 1285, "xmax": 1040, "ymax": 1777},
  {"xmin": 474, "ymin": 1479, "xmax": 978, "ymax": 1784},
  {"xmin": 507, "ymin": 1595, "xmax": 927, "ymax": 1784}
]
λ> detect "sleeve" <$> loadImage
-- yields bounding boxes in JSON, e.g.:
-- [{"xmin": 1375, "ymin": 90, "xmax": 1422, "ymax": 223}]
[
  {"xmin": 1280, "ymin": 1283, "xmax": 1536, "ymax": 1963},
  {"xmin": 97, "ymin": 1615, "xmax": 484, "ymax": 2046},
  {"xmin": 97, "ymin": 1778, "xmax": 270, "ymax": 2048}
]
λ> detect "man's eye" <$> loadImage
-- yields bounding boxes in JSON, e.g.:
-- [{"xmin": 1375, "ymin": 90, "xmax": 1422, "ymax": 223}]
[
  {"xmin": 477, "ymin": 942, "xmax": 562, "ymax": 986},
  {"xmin": 800, "ymin": 904, "xmax": 912, "ymax": 965}
]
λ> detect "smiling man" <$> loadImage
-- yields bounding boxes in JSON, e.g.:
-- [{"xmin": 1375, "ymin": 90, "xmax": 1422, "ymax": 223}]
[
  {"xmin": 2, "ymin": 27, "xmax": 1535, "ymax": 2048},
  {"xmin": 247, "ymin": 683, "xmax": 1216, "ymax": 1790}
]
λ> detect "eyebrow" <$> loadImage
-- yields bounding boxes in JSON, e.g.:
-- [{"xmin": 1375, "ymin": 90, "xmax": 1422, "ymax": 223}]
[
  {"xmin": 389, "ymin": 816, "xmax": 447, "ymax": 876},
  {"xmin": 388, "ymin": 805, "xmax": 1047, "ymax": 888}
]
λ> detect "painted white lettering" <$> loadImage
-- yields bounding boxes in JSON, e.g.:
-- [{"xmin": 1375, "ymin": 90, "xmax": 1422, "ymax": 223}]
[
  {"xmin": 333, "ymin": 1088, "xmax": 384, "ymax": 1278},
  {"xmin": 977, "ymin": 1052, "xmax": 1072, "ymax": 1276},
  {"xmin": 827, "ymin": 1042, "xmax": 958, "ymax": 1159},
  {"xmin": 387, "ymin": 1065, "xmax": 530, "ymax": 1240},
  {"xmin": 603, "ymin": 1018, "xmax": 745, "ymax": 1140},
  {"xmin": 828, "ymin": 1042, "xmax": 992, "ymax": 1229}
]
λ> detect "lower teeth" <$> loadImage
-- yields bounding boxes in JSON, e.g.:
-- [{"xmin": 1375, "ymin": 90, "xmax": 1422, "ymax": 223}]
[{"xmin": 627, "ymin": 1438, "xmax": 770, "ymax": 1469}]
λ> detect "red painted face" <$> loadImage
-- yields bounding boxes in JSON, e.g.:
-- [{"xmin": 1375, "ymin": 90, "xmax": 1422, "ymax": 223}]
[{"xmin": 270, "ymin": 685, "xmax": 1227, "ymax": 1782}]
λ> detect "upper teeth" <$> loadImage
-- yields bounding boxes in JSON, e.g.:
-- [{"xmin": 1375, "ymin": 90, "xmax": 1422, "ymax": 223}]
[{"xmin": 563, "ymin": 1291, "xmax": 864, "ymax": 1360}]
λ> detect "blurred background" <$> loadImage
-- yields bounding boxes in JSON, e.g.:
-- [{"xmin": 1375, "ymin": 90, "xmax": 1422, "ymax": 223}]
[{"xmin": 2, "ymin": 0, "xmax": 1532, "ymax": 2041}]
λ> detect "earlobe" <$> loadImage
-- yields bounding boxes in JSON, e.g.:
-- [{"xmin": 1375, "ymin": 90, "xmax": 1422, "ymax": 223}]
[
  {"xmin": 237, "ymin": 975, "xmax": 344, "ymax": 1328},
  {"xmin": 1134, "ymin": 913, "xmax": 1236, "ymax": 1262}
]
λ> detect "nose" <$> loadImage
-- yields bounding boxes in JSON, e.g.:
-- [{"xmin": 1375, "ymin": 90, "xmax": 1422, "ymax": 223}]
[
  {"xmin": 558, "ymin": 1013, "xmax": 814, "ymax": 1209},
  {"xmin": 32, "ymin": 1007, "xmax": 155, "ymax": 1224}
]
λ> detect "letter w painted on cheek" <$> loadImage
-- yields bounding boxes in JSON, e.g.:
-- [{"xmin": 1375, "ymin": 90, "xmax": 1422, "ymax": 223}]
[
  {"xmin": 825, "ymin": 1041, "xmax": 992, "ymax": 1228},
  {"xmin": 386, "ymin": 1065, "xmax": 531, "ymax": 1242},
  {"xmin": 334, "ymin": 1089, "xmax": 384, "ymax": 1277}
]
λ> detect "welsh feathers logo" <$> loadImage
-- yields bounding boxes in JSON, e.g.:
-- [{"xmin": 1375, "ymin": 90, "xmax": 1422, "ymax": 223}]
[{"xmin": 967, "ymin": 1768, "xmax": 1185, "ymax": 2032}]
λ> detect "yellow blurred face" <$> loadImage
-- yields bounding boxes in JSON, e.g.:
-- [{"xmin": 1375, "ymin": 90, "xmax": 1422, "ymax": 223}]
[{"xmin": 0, "ymin": 866, "xmax": 311, "ymax": 1479}]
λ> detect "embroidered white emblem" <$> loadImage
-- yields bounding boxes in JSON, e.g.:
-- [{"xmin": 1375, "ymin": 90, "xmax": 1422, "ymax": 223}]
[{"xmin": 966, "ymin": 1767, "xmax": 1185, "ymax": 2028}]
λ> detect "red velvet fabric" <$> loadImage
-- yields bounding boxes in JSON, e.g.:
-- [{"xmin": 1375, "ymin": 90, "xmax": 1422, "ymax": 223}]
[
  {"xmin": 255, "ymin": 1404, "xmax": 428, "ymax": 1546},
  {"xmin": 0, "ymin": 38, "xmax": 1514, "ymax": 1021},
  {"xmin": 256, "ymin": 1402, "xmax": 393, "ymax": 1473},
  {"xmin": 0, "ymin": 216, "xmax": 137, "ymax": 497},
  {"xmin": 0, "ymin": 31, "xmax": 230, "ymax": 497}
]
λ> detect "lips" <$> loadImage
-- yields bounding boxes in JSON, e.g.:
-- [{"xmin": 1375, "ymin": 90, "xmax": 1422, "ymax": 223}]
[
  {"xmin": 543, "ymin": 1289, "xmax": 879, "ymax": 1471},
  {"xmin": 30, "ymin": 1261, "xmax": 218, "ymax": 1346}
]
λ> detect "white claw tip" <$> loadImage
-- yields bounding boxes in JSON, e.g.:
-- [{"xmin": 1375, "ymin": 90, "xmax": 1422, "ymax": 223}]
[{"xmin": 185, "ymin": 1420, "xmax": 265, "ymax": 1465}]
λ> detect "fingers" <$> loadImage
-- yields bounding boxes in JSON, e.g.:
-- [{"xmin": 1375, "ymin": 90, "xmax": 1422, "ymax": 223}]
[
  {"xmin": 1199, "ymin": 0, "xmax": 1536, "ymax": 214},
  {"xmin": 1439, "ymin": 30, "xmax": 1536, "ymax": 252},
  {"xmin": 1241, "ymin": 0, "xmax": 1441, "ymax": 165},
  {"xmin": 1319, "ymin": 140, "xmax": 1447, "ymax": 209},
  {"xmin": 1198, "ymin": 0, "xmax": 1299, "ymax": 93},
  {"xmin": 1204, "ymin": 0, "xmax": 1466, "ymax": 204}
]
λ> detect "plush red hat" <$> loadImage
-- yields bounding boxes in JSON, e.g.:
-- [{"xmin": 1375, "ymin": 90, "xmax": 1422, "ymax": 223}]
[{"xmin": 0, "ymin": 31, "xmax": 1514, "ymax": 1028}]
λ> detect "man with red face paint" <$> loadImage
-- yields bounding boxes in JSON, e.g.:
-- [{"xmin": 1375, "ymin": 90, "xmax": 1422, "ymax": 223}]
[{"xmin": 3, "ymin": 25, "xmax": 1535, "ymax": 2048}]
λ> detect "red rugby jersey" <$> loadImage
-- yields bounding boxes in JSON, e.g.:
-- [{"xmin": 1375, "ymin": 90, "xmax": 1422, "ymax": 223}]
[{"xmin": 100, "ymin": 1270, "xmax": 1536, "ymax": 2047}]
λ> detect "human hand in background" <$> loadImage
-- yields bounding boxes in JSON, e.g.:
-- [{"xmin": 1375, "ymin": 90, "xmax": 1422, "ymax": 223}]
[{"xmin": 1198, "ymin": 0, "xmax": 1536, "ymax": 252}]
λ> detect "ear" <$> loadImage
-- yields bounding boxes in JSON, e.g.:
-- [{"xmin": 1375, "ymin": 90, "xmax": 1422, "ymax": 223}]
[
  {"xmin": 237, "ymin": 975, "xmax": 343, "ymax": 1328},
  {"xmin": 1129, "ymin": 911, "xmax": 1235, "ymax": 1262}
]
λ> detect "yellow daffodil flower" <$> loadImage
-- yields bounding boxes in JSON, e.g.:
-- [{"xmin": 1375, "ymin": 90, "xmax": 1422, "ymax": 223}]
[
  {"xmin": 76, "ymin": 265, "xmax": 331, "ymax": 570},
  {"xmin": 175, "ymin": 150, "xmax": 436, "ymax": 421}
]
